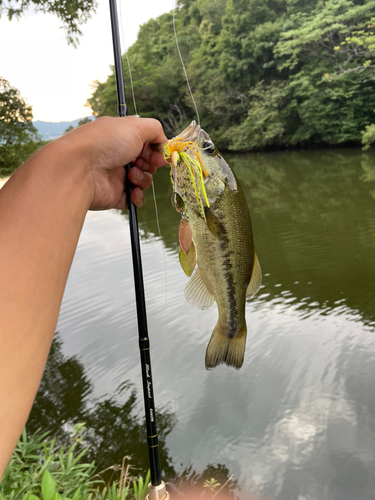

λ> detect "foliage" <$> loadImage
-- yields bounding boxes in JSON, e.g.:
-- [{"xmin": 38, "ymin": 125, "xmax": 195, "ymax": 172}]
[
  {"xmin": 64, "ymin": 117, "xmax": 93, "ymax": 134},
  {"xmin": 88, "ymin": 0, "xmax": 375, "ymax": 150},
  {"xmin": 0, "ymin": 78, "xmax": 44, "ymax": 176},
  {"xmin": 0, "ymin": 426, "xmax": 153, "ymax": 500},
  {"xmin": 362, "ymin": 122, "xmax": 375, "ymax": 149},
  {"xmin": 0, "ymin": 423, "xmax": 236, "ymax": 500},
  {"xmin": 64, "ymin": 125, "xmax": 75, "ymax": 134},
  {"xmin": 132, "ymin": 471, "xmax": 149, "ymax": 500},
  {"xmin": 174, "ymin": 463, "xmax": 238, "ymax": 498},
  {"xmin": 203, "ymin": 478, "xmax": 221, "ymax": 491},
  {"xmin": 77, "ymin": 117, "xmax": 92, "ymax": 126},
  {"xmin": 228, "ymin": 81, "xmax": 290, "ymax": 150},
  {"xmin": 0, "ymin": 425, "xmax": 100, "ymax": 500},
  {"xmin": 0, "ymin": 425, "xmax": 236, "ymax": 500},
  {"xmin": 0, "ymin": 0, "xmax": 96, "ymax": 46}
]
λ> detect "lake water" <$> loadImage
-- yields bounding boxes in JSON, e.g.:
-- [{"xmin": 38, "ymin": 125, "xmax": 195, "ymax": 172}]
[{"xmin": 29, "ymin": 148, "xmax": 375, "ymax": 499}]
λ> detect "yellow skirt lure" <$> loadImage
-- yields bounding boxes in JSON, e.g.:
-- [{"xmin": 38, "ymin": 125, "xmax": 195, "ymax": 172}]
[{"xmin": 163, "ymin": 137, "xmax": 210, "ymax": 221}]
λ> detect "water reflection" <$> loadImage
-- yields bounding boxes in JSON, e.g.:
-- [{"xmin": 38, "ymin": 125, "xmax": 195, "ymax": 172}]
[
  {"xmin": 28, "ymin": 335, "xmax": 176, "ymax": 478},
  {"xmin": 29, "ymin": 148, "xmax": 375, "ymax": 500},
  {"xmin": 29, "ymin": 335, "xmax": 238, "ymax": 497}
]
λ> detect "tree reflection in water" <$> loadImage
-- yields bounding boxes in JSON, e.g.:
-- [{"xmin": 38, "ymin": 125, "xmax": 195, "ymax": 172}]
[{"xmin": 27, "ymin": 335, "xmax": 238, "ymax": 498}]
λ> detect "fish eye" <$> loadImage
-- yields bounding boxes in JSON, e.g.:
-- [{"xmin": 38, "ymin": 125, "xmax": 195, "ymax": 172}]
[{"xmin": 202, "ymin": 140, "xmax": 215, "ymax": 155}]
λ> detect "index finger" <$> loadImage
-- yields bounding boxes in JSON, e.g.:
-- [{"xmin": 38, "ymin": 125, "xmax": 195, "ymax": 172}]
[
  {"xmin": 129, "ymin": 118, "xmax": 168, "ymax": 167},
  {"xmin": 131, "ymin": 117, "xmax": 168, "ymax": 146},
  {"xmin": 137, "ymin": 143, "xmax": 167, "ymax": 168}
]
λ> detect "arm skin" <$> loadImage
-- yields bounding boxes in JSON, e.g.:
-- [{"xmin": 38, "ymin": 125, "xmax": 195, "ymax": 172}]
[{"xmin": 0, "ymin": 116, "xmax": 168, "ymax": 478}]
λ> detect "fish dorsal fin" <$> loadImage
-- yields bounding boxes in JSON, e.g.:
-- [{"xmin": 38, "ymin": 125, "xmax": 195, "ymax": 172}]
[
  {"xmin": 185, "ymin": 269, "xmax": 215, "ymax": 310},
  {"xmin": 246, "ymin": 253, "xmax": 262, "ymax": 299}
]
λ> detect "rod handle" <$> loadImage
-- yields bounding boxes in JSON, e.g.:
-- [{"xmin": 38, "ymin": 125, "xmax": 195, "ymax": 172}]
[{"xmin": 147, "ymin": 480, "xmax": 170, "ymax": 500}]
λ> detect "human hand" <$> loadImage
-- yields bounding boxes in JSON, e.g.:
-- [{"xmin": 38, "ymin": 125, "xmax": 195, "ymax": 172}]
[{"xmin": 59, "ymin": 116, "xmax": 168, "ymax": 210}]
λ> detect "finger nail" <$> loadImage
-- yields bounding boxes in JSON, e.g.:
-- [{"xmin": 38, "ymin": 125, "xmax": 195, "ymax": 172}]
[{"xmin": 135, "ymin": 168, "xmax": 144, "ymax": 181}]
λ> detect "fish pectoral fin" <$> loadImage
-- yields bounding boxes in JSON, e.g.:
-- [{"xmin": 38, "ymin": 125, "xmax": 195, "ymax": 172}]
[
  {"xmin": 246, "ymin": 253, "xmax": 262, "ymax": 299},
  {"xmin": 204, "ymin": 208, "xmax": 225, "ymax": 238},
  {"xmin": 205, "ymin": 323, "xmax": 246, "ymax": 370},
  {"xmin": 184, "ymin": 269, "xmax": 215, "ymax": 310}
]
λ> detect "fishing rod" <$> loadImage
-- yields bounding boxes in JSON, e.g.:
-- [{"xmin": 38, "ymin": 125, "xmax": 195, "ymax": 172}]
[{"xmin": 108, "ymin": 1, "xmax": 169, "ymax": 499}]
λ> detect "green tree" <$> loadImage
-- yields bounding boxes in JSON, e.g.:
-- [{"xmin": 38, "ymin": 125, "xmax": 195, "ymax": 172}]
[
  {"xmin": 89, "ymin": 11, "xmax": 194, "ymax": 136},
  {"xmin": 0, "ymin": 0, "xmax": 97, "ymax": 46},
  {"xmin": 88, "ymin": 0, "xmax": 375, "ymax": 150},
  {"xmin": 77, "ymin": 116, "xmax": 92, "ymax": 126},
  {"xmin": 0, "ymin": 78, "xmax": 42, "ymax": 177},
  {"xmin": 273, "ymin": 0, "xmax": 375, "ymax": 145},
  {"xmin": 362, "ymin": 122, "xmax": 375, "ymax": 149},
  {"xmin": 64, "ymin": 124, "xmax": 75, "ymax": 134},
  {"xmin": 64, "ymin": 117, "xmax": 93, "ymax": 134}
]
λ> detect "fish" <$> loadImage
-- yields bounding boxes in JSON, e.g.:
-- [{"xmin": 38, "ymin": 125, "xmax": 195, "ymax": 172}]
[{"xmin": 157, "ymin": 121, "xmax": 261, "ymax": 370}]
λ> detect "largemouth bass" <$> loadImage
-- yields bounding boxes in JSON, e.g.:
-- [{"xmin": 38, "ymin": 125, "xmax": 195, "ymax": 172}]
[{"xmin": 159, "ymin": 121, "xmax": 261, "ymax": 370}]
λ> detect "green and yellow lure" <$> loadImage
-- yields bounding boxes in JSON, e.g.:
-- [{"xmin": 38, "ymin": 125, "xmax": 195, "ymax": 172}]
[{"xmin": 163, "ymin": 137, "xmax": 210, "ymax": 221}]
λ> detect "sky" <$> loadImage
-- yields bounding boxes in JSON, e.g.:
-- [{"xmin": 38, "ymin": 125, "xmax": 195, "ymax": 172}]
[{"xmin": 0, "ymin": 0, "xmax": 173, "ymax": 122}]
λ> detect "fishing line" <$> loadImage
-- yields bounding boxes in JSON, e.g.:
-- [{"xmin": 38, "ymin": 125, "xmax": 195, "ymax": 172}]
[
  {"xmin": 172, "ymin": 0, "xmax": 201, "ymax": 127},
  {"xmin": 118, "ymin": 0, "xmax": 138, "ymax": 115},
  {"xmin": 119, "ymin": 0, "xmax": 165, "ymax": 268},
  {"xmin": 125, "ymin": 53, "xmax": 138, "ymax": 116}
]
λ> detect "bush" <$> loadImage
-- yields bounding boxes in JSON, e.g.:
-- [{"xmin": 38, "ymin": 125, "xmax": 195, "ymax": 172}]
[
  {"xmin": 0, "ymin": 425, "xmax": 144, "ymax": 500},
  {"xmin": 362, "ymin": 123, "xmax": 375, "ymax": 150}
]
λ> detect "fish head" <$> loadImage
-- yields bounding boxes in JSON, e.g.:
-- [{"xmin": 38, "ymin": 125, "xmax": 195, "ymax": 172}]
[
  {"xmin": 180, "ymin": 121, "xmax": 236, "ymax": 183},
  {"xmin": 162, "ymin": 121, "xmax": 237, "ymax": 220},
  {"xmin": 176, "ymin": 120, "xmax": 237, "ymax": 198}
]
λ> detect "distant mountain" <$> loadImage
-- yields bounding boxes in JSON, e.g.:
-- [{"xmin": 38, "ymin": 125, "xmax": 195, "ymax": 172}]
[{"xmin": 33, "ymin": 117, "xmax": 94, "ymax": 140}]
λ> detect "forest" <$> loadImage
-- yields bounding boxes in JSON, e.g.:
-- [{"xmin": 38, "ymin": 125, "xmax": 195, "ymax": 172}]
[
  {"xmin": 1, "ymin": 0, "xmax": 375, "ymax": 177},
  {"xmin": 89, "ymin": 0, "xmax": 375, "ymax": 151}
]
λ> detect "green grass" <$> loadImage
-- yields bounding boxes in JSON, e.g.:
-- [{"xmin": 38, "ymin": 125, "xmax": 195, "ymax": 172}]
[{"xmin": 0, "ymin": 425, "xmax": 148, "ymax": 500}]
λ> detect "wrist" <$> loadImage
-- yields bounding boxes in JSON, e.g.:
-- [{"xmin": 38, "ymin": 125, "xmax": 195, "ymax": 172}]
[{"xmin": 29, "ymin": 135, "xmax": 95, "ymax": 211}]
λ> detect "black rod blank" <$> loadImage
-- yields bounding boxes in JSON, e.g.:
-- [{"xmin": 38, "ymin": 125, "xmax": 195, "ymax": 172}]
[{"xmin": 108, "ymin": 0, "xmax": 162, "ymax": 487}]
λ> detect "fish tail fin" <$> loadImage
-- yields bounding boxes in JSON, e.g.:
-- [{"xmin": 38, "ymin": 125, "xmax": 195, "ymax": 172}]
[{"xmin": 205, "ymin": 323, "xmax": 247, "ymax": 370}]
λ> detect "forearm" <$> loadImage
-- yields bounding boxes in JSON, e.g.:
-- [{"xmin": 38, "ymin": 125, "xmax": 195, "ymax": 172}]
[
  {"xmin": 0, "ymin": 139, "xmax": 92, "ymax": 475},
  {"xmin": 0, "ymin": 116, "xmax": 167, "ymax": 478}
]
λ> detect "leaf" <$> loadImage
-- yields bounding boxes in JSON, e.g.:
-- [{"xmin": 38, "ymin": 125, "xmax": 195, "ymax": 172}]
[
  {"xmin": 203, "ymin": 478, "xmax": 221, "ymax": 491},
  {"xmin": 41, "ymin": 470, "xmax": 56, "ymax": 500}
]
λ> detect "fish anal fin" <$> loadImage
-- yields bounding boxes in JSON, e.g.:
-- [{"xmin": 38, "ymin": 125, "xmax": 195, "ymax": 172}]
[
  {"xmin": 205, "ymin": 323, "xmax": 247, "ymax": 370},
  {"xmin": 184, "ymin": 269, "xmax": 214, "ymax": 309},
  {"xmin": 246, "ymin": 253, "xmax": 262, "ymax": 299}
]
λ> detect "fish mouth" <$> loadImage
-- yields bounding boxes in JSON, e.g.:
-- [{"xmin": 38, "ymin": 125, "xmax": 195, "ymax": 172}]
[{"xmin": 179, "ymin": 120, "xmax": 201, "ymax": 142}]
